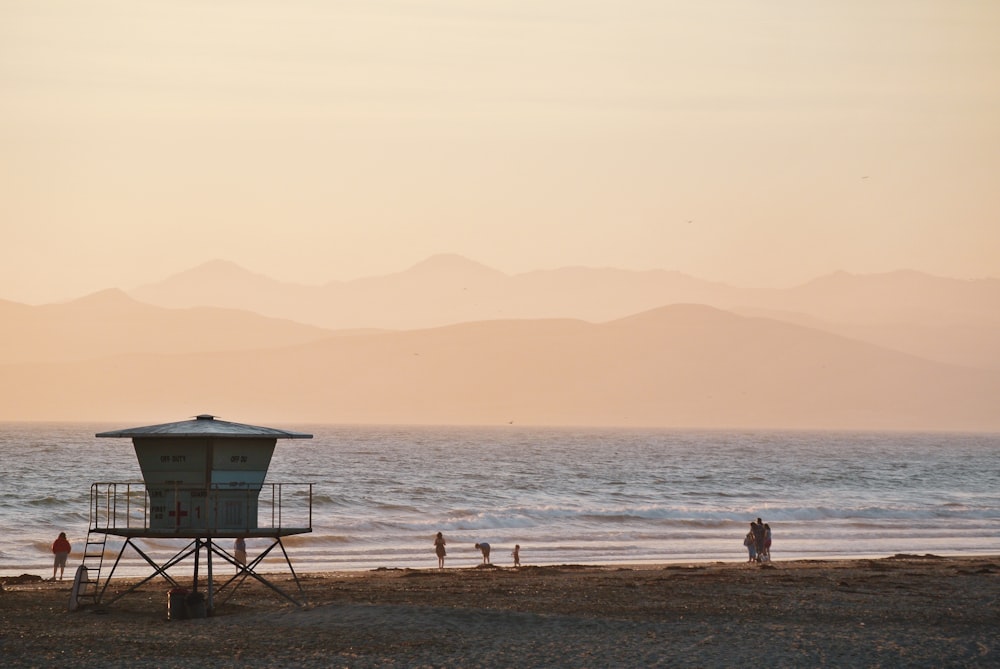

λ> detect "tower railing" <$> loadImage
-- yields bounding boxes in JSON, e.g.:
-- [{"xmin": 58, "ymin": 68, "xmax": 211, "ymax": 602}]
[{"xmin": 88, "ymin": 482, "xmax": 314, "ymax": 534}]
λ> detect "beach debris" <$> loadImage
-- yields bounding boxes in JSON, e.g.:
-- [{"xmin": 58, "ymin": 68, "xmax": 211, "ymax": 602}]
[{"xmin": 0, "ymin": 573, "xmax": 44, "ymax": 586}]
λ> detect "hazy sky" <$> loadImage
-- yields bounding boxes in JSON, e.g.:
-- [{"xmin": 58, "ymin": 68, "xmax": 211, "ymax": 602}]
[{"xmin": 2, "ymin": 0, "xmax": 998, "ymax": 303}]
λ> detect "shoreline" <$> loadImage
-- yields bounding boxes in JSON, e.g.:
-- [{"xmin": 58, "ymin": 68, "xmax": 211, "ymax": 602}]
[
  {"xmin": 4, "ymin": 549, "xmax": 999, "ymax": 582},
  {"xmin": 3, "ymin": 554, "xmax": 998, "ymax": 667}
]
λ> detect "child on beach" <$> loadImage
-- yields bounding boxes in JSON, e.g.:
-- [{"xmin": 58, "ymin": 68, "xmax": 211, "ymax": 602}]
[
  {"xmin": 512, "ymin": 544, "xmax": 520, "ymax": 567},
  {"xmin": 51, "ymin": 532, "xmax": 71, "ymax": 581}
]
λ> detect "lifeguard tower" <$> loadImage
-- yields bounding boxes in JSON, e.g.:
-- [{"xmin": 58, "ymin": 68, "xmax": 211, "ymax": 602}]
[{"xmin": 73, "ymin": 414, "xmax": 313, "ymax": 614}]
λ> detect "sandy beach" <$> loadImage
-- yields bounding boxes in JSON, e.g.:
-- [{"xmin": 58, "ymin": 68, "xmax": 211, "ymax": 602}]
[{"xmin": 2, "ymin": 554, "xmax": 998, "ymax": 668}]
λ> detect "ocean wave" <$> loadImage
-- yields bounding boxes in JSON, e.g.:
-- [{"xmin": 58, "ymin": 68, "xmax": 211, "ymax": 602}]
[
  {"xmin": 24, "ymin": 496, "xmax": 66, "ymax": 508},
  {"xmin": 311, "ymin": 501, "xmax": 1000, "ymax": 531}
]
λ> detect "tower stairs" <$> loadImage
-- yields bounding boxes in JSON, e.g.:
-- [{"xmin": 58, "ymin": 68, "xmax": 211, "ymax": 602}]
[
  {"xmin": 71, "ymin": 531, "xmax": 107, "ymax": 608},
  {"xmin": 71, "ymin": 482, "xmax": 130, "ymax": 608}
]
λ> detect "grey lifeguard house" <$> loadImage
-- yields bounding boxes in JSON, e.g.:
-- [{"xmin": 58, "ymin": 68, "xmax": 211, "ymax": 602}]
[{"xmin": 76, "ymin": 414, "xmax": 313, "ymax": 612}]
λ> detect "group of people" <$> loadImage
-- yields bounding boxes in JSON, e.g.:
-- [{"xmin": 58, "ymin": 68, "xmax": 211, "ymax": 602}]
[
  {"xmin": 743, "ymin": 518, "xmax": 772, "ymax": 563},
  {"xmin": 434, "ymin": 532, "xmax": 520, "ymax": 569},
  {"xmin": 50, "ymin": 525, "xmax": 773, "ymax": 576}
]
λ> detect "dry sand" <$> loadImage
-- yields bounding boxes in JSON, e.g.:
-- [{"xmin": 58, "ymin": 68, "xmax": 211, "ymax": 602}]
[{"xmin": 2, "ymin": 555, "xmax": 998, "ymax": 668}]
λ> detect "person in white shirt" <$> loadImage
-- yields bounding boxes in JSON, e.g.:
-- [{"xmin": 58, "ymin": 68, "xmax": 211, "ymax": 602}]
[{"xmin": 234, "ymin": 536, "xmax": 247, "ymax": 572}]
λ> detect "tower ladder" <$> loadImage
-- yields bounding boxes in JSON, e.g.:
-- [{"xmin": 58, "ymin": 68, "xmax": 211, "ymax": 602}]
[
  {"xmin": 75, "ymin": 482, "xmax": 121, "ymax": 607},
  {"xmin": 74, "ymin": 530, "xmax": 108, "ymax": 605}
]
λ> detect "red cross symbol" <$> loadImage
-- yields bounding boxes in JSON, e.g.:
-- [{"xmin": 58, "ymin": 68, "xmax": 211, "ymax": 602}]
[{"xmin": 169, "ymin": 502, "xmax": 188, "ymax": 527}]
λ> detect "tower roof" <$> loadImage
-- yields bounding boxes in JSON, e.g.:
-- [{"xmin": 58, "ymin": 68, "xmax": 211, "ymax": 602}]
[{"xmin": 95, "ymin": 414, "xmax": 313, "ymax": 439}]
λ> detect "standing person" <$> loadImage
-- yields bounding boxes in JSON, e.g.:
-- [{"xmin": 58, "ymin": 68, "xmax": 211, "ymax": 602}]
[
  {"xmin": 511, "ymin": 544, "xmax": 521, "ymax": 567},
  {"xmin": 763, "ymin": 524, "xmax": 772, "ymax": 562},
  {"xmin": 743, "ymin": 524, "xmax": 757, "ymax": 563},
  {"xmin": 51, "ymin": 532, "xmax": 71, "ymax": 581},
  {"xmin": 434, "ymin": 532, "xmax": 447, "ymax": 569},
  {"xmin": 234, "ymin": 535, "xmax": 247, "ymax": 572},
  {"xmin": 752, "ymin": 517, "xmax": 766, "ymax": 563},
  {"xmin": 474, "ymin": 542, "xmax": 491, "ymax": 564}
]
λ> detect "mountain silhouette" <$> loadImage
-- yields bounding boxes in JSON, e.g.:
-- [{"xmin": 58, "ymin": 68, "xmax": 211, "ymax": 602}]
[
  {"xmin": 0, "ymin": 288, "xmax": 334, "ymax": 364},
  {"xmin": 1, "ymin": 302, "xmax": 997, "ymax": 430},
  {"xmin": 127, "ymin": 257, "xmax": 1000, "ymax": 370}
]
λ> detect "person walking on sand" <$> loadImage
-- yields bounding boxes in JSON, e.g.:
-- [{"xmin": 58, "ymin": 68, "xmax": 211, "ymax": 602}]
[
  {"xmin": 475, "ymin": 542, "xmax": 491, "ymax": 564},
  {"xmin": 434, "ymin": 532, "xmax": 447, "ymax": 569},
  {"xmin": 512, "ymin": 544, "xmax": 521, "ymax": 567},
  {"xmin": 51, "ymin": 532, "xmax": 71, "ymax": 581}
]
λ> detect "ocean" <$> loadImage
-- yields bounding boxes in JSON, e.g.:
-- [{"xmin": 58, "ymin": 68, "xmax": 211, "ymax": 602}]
[{"xmin": 1, "ymin": 423, "xmax": 998, "ymax": 578}]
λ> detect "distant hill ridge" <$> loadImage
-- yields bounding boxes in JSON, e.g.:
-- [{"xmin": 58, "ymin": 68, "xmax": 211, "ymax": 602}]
[
  {"xmin": 123, "ymin": 255, "xmax": 1000, "ymax": 371},
  {"xmin": 1, "ymin": 300, "xmax": 998, "ymax": 430},
  {"xmin": 3, "ymin": 256, "xmax": 999, "ymax": 428},
  {"xmin": 0, "ymin": 287, "xmax": 334, "ymax": 365}
]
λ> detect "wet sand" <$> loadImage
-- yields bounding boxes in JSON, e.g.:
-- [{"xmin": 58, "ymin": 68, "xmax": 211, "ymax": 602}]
[{"xmin": 2, "ymin": 555, "xmax": 998, "ymax": 668}]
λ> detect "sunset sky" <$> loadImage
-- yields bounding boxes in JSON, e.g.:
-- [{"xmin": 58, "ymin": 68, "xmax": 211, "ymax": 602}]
[{"xmin": 2, "ymin": 0, "xmax": 998, "ymax": 304}]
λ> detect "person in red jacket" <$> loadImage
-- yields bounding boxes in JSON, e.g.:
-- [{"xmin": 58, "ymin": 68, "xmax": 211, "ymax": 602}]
[{"xmin": 51, "ymin": 532, "xmax": 71, "ymax": 580}]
